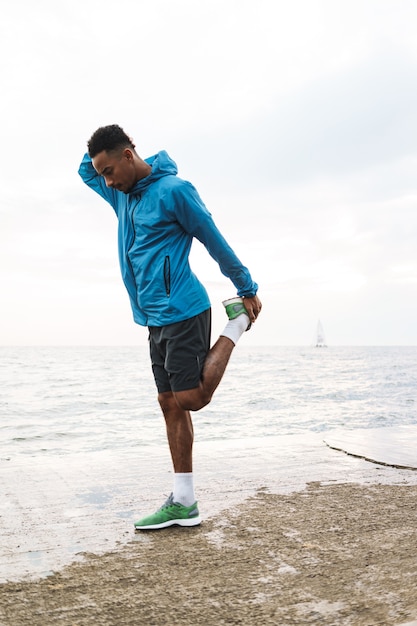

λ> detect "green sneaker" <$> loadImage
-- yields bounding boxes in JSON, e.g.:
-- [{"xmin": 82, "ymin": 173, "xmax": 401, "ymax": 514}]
[
  {"xmin": 134, "ymin": 494, "xmax": 201, "ymax": 531},
  {"xmin": 222, "ymin": 297, "xmax": 251, "ymax": 330}
]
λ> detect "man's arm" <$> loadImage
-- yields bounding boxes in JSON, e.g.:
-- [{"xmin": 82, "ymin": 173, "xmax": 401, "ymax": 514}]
[
  {"xmin": 171, "ymin": 182, "xmax": 259, "ymax": 298},
  {"xmin": 78, "ymin": 153, "xmax": 119, "ymax": 210}
]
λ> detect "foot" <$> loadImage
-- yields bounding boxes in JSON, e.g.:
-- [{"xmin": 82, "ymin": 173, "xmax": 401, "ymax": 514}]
[
  {"xmin": 134, "ymin": 493, "xmax": 201, "ymax": 531},
  {"xmin": 222, "ymin": 297, "xmax": 251, "ymax": 330}
]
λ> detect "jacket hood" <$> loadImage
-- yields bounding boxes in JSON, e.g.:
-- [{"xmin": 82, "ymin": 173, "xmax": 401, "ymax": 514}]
[{"xmin": 129, "ymin": 150, "xmax": 178, "ymax": 196}]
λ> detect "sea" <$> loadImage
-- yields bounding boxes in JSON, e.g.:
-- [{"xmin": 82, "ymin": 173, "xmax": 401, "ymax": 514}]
[
  {"xmin": 1, "ymin": 345, "xmax": 416, "ymax": 462},
  {"xmin": 1, "ymin": 345, "xmax": 417, "ymax": 582}
]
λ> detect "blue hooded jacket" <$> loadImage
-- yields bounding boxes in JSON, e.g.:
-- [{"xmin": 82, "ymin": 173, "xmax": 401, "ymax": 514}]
[{"xmin": 78, "ymin": 150, "xmax": 258, "ymax": 327}]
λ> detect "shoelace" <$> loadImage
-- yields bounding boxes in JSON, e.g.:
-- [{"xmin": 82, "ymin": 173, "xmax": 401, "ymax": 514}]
[{"xmin": 159, "ymin": 493, "xmax": 175, "ymax": 510}]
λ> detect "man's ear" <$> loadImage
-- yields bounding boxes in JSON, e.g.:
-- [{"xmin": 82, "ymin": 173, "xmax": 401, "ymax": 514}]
[{"xmin": 123, "ymin": 148, "xmax": 134, "ymax": 161}]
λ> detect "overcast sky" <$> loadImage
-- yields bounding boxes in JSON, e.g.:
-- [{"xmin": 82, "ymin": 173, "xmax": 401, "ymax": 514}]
[{"xmin": 1, "ymin": 0, "xmax": 417, "ymax": 346}]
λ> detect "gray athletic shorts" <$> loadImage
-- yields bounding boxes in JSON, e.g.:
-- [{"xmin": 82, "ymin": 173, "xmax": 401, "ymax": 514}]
[{"xmin": 148, "ymin": 309, "xmax": 212, "ymax": 393}]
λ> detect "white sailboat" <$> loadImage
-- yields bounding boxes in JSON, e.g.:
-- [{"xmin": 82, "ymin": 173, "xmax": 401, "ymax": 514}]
[{"xmin": 315, "ymin": 319, "xmax": 327, "ymax": 347}]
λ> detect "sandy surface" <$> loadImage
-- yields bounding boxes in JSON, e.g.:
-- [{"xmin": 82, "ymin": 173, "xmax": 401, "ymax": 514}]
[
  {"xmin": 2, "ymin": 431, "xmax": 417, "ymax": 625},
  {"xmin": 1, "ymin": 481, "xmax": 417, "ymax": 626}
]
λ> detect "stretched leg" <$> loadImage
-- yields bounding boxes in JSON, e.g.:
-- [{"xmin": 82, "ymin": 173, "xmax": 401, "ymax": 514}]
[
  {"xmin": 174, "ymin": 296, "xmax": 261, "ymax": 412},
  {"xmin": 174, "ymin": 335, "xmax": 235, "ymax": 411}
]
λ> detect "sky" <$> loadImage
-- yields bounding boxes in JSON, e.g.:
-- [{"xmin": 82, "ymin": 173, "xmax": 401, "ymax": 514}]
[{"xmin": 1, "ymin": 0, "xmax": 417, "ymax": 346}]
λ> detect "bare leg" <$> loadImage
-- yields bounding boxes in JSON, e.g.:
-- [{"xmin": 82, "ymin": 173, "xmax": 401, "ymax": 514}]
[
  {"xmin": 157, "ymin": 338, "xmax": 234, "ymax": 497},
  {"xmin": 171, "ymin": 295, "xmax": 261, "ymax": 413},
  {"xmin": 158, "ymin": 390, "xmax": 194, "ymax": 473},
  {"xmin": 173, "ymin": 335, "xmax": 235, "ymax": 412}
]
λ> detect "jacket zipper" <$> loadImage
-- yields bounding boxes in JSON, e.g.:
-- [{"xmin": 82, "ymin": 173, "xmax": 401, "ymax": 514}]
[
  {"xmin": 127, "ymin": 199, "xmax": 139, "ymax": 301},
  {"xmin": 164, "ymin": 256, "xmax": 171, "ymax": 297}
]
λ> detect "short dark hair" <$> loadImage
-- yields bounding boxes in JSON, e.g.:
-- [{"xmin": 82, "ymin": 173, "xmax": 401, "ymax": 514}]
[{"xmin": 87, "ymin": 124, "xmax": 135, "ymax": 158}]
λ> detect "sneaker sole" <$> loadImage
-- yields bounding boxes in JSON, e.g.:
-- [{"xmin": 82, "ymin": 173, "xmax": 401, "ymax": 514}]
[{"xmin": 135, "ymin": 515, "xmax": 202, "ymax": 531}]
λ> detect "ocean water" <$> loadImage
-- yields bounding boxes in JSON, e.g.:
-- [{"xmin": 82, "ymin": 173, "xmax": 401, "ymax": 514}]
[
  {"xmin": 1, "ymin": 345, "xmax": 416, "ymax": 462},
  {"xmin": 2, "ymin": 344, "xmax": 417, "ymax": 583}
]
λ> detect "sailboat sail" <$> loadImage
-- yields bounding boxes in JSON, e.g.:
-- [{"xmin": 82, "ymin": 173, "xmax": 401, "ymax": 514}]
[{"xmin": 316, "ymin": 320, "xmax": 327, "ymax": 347}]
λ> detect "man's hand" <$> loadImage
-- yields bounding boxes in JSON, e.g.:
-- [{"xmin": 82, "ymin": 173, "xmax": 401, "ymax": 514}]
[{"xmin": 243, "ymin": 295, "xmax": 262, "ymax": 326}]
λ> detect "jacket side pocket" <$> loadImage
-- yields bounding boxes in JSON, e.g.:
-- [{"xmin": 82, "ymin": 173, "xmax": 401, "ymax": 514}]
[{"xmin": 164, "ymin": 256, "xmax": 171, "ymax": 296}]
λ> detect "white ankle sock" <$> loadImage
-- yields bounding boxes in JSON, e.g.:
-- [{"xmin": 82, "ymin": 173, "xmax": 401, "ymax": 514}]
[
  {"xmin": 173, "ymin": 473, "xmax": 196, "ymax": 506},
  {"xmin": 220, "ymin": 313, "xmax": 250, "ymax": 345}
]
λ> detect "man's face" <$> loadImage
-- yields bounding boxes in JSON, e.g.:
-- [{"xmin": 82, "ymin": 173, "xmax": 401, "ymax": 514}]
[{"xmin": 92, "ymin": 148, "xmax": 137, "ymax": 193}]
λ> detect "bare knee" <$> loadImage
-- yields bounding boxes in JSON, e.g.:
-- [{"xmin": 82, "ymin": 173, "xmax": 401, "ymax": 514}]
[
  {"xmin": 174, "ymin": 388, "xmax": 212, "ymax": 412},
  {"xmin": 157, "ymin": 391, "xmax": 178, "ymax": 416}
]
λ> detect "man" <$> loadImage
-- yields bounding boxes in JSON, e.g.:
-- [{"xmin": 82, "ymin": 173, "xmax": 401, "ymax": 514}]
[{"xmin": 78, "ymin": 125, "xmax": 262, "ymax": 530}]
